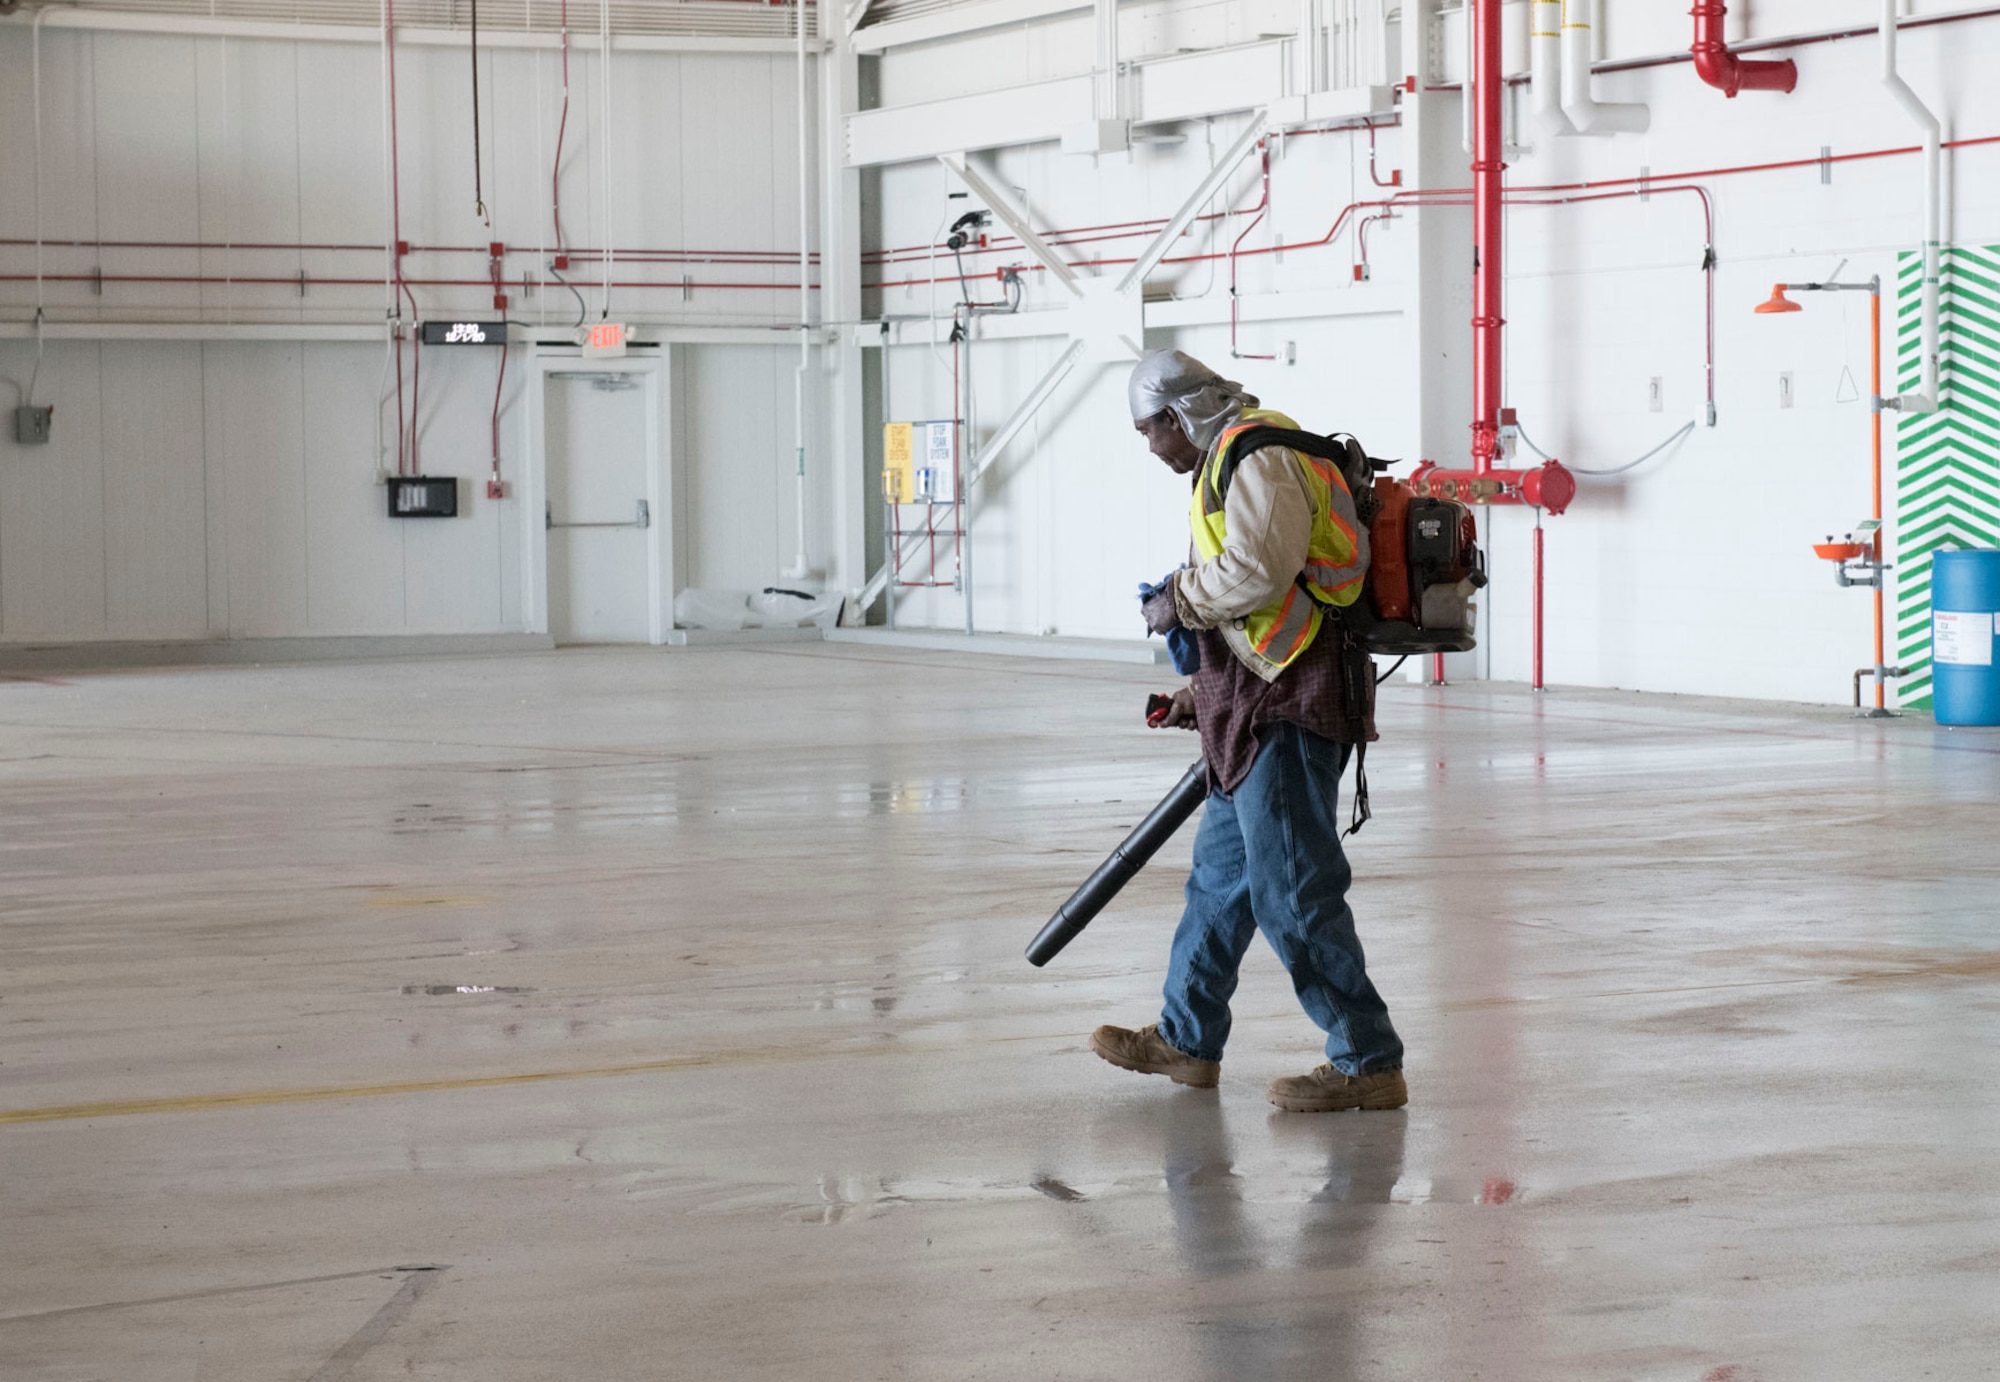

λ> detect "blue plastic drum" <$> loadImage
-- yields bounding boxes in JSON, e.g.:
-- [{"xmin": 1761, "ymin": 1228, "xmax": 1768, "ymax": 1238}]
[{"xmin": 1931, "ymin": 549, "xmax": 2000, "ymax": 726}]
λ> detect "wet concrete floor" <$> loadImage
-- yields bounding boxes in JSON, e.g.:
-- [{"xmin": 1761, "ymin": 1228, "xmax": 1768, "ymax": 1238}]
[{"xmin": 2, "ymin": 645, "xmax": 1998, "ymax": 1380}]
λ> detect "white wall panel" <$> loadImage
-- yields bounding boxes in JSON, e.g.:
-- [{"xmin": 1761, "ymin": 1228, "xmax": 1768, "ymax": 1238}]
[
  {"xmin": 399, "ymin": 347, "xmax": 509, "ymax": 632},
  {"xmin": 295, "ymin": 40, "xmax": 393, "ymax": 319},
  {"xmin": 206, "ymin": 342, "xmax": 309, "ymax": 636},
  {"xmin": 101, "ymin": 342, "xmax": 210, "ymax": 637},
  {"xmin": 0, "ymin": 35, "xmax": 38, "ymax": 245},
  {"xmin": 0, "ymin": 343, "xmax": 108, "ymax": 639},
  {"xmin": 10, "ymin": 33, "xmax": 102, "ymax": 321},
  {"xmin": 680, "ymin": 55, "xmax": 781, "ymax": 319},
  {"xmin": 195, "ymin": 38, "xmax": 306, "ymax": 320},
  {"xmin": 301, "ymin": 341, "xmax": 406, "ymax": 633},
  {"xmin": 678, "ymin": 344, "xmax": 790, "ymax": 591},
  {"xmin": 608, "ymin": 50, "xmax": 685, "ymax": 315},
  {"xmin": 94, "ymin": 34, "xmax": 203, "ymax": 318}
]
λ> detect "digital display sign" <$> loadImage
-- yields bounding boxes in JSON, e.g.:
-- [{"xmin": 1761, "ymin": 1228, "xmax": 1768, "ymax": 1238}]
[{"xmin": 419, "ymin": 320, "xmax": 506, "ymax": 346}]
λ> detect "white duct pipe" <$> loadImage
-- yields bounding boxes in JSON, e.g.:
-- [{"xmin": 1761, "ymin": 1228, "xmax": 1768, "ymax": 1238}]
[
  {"xmin": 1097, "ymin": 0, "xmax": 1120, "ymax": 117},
  {"xmin": 1296, "ymin": 0, "xmax": 1313, "ymax": 96},
  {"xmin": 1461, "ymin": 1, "xmax": 1474, "ymax": 154},
  {"xmin": 1883, "ymin": 0, "xmax": 1941, "ymax": 412},
  {"xmin": 599, "ymin": 0, "xmax": 614, "ymax": 318},
  {"xmin": 1560, "ymin": 0, "xmax": 1647, "ymax": 135},
  {"xmin": 1530, "ymin": 0, "xmax": 1575, "ymax": 135},
  {"xmin": 785, "ymin": 0, "xmax": 814, "ymax": 579}
]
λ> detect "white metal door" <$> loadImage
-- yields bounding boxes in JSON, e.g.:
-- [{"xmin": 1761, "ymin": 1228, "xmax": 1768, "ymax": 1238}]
[{"xmin": 544, "ymin": 371, "xmax": 652, "ymax": 644}]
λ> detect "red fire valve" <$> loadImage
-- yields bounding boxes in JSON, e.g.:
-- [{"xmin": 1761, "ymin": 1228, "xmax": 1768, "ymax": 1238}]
[
  {"xmin": 1407, "ymin": 460, "xmax": 1575, "ymax": 516},
  {"xmin": 1520, "ymin": 461, "xmax": 1576, "ymax": 515}
]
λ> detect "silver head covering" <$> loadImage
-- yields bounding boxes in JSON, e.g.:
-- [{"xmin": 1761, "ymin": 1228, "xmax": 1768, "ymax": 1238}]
[{"xmin": 1127, "ymin": 349, "xmax": 1259, "ymax": 453}]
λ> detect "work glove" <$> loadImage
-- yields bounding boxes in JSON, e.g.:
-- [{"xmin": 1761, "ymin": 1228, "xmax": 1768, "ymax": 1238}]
[{"xmin": 1137, "ymin": 574, "xmax": 1202, "ymax": 675}]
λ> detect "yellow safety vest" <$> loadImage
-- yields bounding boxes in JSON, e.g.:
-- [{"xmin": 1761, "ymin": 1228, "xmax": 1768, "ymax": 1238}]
[{"xmin": 1190, "ymin": 408, "xmax": 1370, "ymax": 676}]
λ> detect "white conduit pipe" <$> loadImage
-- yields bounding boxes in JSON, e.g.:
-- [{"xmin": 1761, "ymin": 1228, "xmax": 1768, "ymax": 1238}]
[
  {"xmin": 1530, "ymin": 0, "xmax": 1576, "ymax": 135},
  {"xmin": 784, "ymin": 0, "xmax": 813, "ymax": 579},
  {"xmin": 599, "ymin": 0, "xmax": 613, "ymax": 318},
  {"xmin": 377, "ymin": 0, "xmax": 402, "ymax": 474},
  {"xmin": 1295, "ymin": 0, "xmax": 1311, "ymax": 97},
  {"xmin": 33, "ymin": 5, "xmax": 51, "ymax": 313},
  {"xmin": 1560, "ymin": 0, "xmax": 1647, "ymax": 135},
  {"xmin": 1461, "ymin": 1, "xmax": 1474, "ymax": 154},
  {"xmin": 1882, "ymin": 0, "xmax": 1941, "ymax": 412}
]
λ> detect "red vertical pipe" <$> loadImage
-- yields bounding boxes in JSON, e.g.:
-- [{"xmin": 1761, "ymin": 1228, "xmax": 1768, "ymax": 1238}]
[
  {"xmin": 1532, "ymin": 523, "xmax": 1545, "ymax": 692},
  {"xmin": 1470, "ymin": 0, "xmax": 1506, "ymax": 472}
]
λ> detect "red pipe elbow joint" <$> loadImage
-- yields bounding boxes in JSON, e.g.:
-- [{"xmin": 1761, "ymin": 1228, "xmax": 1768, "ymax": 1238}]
[{"xmin": 1691, "ymin": 2, "xmax": 1797, "ymax": 97}]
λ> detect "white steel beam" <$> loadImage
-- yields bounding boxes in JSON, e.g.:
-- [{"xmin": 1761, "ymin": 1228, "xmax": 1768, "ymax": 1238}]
[
  {"xmin": 1117, "ymin": 113, "xmax": 1268, "ymax": 294},
  {"xmin": 863, "ymin": 283, "xmax": 1400, "ymax": 347},
  {"xmin": 847, "ymin": 77, "xmax": 1092, "ymax": 167},
  {"xmin": 853, "ymin": 0, "xmax": 1089, "ymax": 54},
  {"xmin": 936, "ymin": 154, "xmax": 1084, "ymax": 299},
  {"xmin": 967, "ymin": 339, "xmax": 1087, "ymax": 487},
  {"xmin": 846, "ymin": 44, "xmax": 1309, "ymax": 168}
]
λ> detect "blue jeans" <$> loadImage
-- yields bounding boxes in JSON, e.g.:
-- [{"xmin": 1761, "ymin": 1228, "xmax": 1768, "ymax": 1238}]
[{"xmin": 1157, "ymin": 723, "xmax": 1403, "ymax": 1075}]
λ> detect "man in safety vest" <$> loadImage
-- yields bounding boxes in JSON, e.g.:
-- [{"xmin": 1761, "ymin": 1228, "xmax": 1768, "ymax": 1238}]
[{"xmin": 1090, "ymin": 349, "xmax": 1407, "ymax": 1112}]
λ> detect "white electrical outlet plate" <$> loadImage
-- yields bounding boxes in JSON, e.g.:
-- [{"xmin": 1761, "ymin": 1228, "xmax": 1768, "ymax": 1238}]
[
  {"xmin": 1779, "ymin": 372, "xmax": 1794, "ymax": 409},
  {"xmin": 1649, "ymin": 378, "xmax": 1663, "ymax": 412}
]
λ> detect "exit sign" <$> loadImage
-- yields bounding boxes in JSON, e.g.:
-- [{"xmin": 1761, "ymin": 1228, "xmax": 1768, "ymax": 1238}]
[{"xmin": 582, "ymin": 322, "xmax": 630, "ymax": 358}]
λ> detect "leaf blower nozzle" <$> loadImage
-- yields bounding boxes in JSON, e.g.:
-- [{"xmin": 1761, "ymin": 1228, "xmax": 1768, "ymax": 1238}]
[{"xmin": 1024, "ymin": 760, "xmax": 1210, "ymax": 967}]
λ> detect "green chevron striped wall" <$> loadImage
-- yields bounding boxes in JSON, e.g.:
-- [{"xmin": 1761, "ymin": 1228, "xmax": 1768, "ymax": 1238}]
[{"xmin": 1895, "ymin": 246, "xmax": 2000, "ymax": 710}]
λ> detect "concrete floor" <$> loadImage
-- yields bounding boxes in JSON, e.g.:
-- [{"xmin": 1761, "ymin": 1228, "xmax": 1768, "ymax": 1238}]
[{"xmin": 4, "ymin": 645, "xmax": 1999, "ymax": 1381}]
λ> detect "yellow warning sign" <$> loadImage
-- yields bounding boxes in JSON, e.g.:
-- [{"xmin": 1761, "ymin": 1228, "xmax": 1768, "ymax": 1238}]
[{"xmin": 883, "ymin": 422, "xmax": 915, "ymax": 503}]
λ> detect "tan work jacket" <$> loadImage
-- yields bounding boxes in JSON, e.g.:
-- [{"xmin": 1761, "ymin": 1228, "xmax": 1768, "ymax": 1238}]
[{"xmin": 1169, "ymin": 442, "xmax": 1315, "ymax": 683}]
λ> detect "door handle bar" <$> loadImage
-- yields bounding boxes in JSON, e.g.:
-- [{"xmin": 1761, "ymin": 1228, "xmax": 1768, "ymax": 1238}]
[{"xmin": 547, "ymin": 500, "xmax": 651, "ymax": 531}]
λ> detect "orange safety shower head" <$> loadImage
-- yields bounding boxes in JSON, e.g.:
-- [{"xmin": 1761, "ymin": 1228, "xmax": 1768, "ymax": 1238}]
[{"xmin": 1755, "ymin": 284, "xmax": 1804, "ymax": 314}]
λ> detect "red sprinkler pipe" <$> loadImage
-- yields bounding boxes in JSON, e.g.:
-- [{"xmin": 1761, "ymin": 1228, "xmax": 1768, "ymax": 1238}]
[
  {"xmin": 1470, "ymin": 0, "xmax": 1504, "ymax": 471},
  {"xmin": 1415, "ymin": 0, "xmax": 1575, "ymax": 517},
  {"xmin": 1691, "ymin": 2, "xmax": 1797, "ymax": 97},
  {"xmin": 1532, "ymin": 519, "xmax": 1545, "ymax": 691}
]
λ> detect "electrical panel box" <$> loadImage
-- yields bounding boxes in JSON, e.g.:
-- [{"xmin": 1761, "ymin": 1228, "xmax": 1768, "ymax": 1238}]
[
  {"xmin": 419, "ymin": 320, "xmax": 506, "ymax": 346},
  {"xmin": 386, "ymin": 476, "xmax": 459, "ymax": 518},
  {"xmin": 14, "ymin": 405, "xmax": 52, "ymax": 445},
  {"xmin": 882, "ymin": 421, "xmax": 956, "ymax": 504}
]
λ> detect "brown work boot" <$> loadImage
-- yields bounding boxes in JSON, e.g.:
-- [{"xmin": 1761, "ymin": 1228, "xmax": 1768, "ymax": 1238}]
[
  {"xmin": 1089, "ymin": 1023, "xmax": 1220, "ymax": 1089},
  {"xmin": 1268, "ymin": 1064, "xmax": 1407, "ymax": 1112}
]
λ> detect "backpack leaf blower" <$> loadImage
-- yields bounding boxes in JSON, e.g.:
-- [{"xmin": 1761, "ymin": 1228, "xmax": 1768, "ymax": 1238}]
[{"xmin": 1223, "ymin": 426, "xmax": 1488, "ymax": 657}]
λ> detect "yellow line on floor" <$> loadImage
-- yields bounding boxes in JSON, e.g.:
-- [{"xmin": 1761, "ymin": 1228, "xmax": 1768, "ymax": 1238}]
[{"xmin": 0, "ymin": 1044, "xmax": 828, "ymax": 1126}]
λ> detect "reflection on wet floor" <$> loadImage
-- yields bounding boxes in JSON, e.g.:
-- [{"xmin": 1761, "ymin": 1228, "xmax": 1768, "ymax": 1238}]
[{"xmin": 400, "ymin": 985, "xmax": 534, "ymax": 997}]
